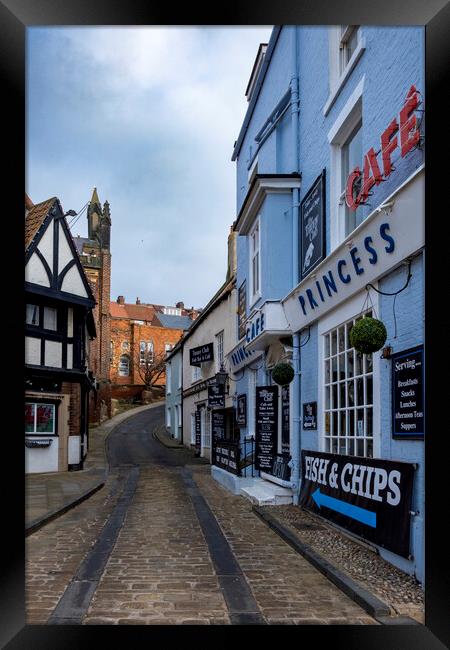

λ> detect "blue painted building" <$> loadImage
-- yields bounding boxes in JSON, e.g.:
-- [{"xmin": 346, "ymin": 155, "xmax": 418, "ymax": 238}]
[{"xmin": 223, "ymin": 26, "xmax": 425, "ymax": 582}]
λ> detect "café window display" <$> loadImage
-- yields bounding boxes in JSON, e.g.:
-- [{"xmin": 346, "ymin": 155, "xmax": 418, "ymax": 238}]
[{"xmin": 323, "ymin": 310, "xmax": 375, "ymax": 457}]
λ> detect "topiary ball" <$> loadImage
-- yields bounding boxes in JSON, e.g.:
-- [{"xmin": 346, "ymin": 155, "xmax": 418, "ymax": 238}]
[
  {"xmin": 349, "ymin": 317, "xmax": 387, "ymax": 354},
  {"xmin": 271, "ymin": 362, "xmax": 295, "ymax": 385}
]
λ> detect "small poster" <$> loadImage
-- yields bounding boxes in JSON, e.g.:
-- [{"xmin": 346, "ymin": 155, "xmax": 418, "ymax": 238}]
[
  {"xmin": 392, "ymin": 346, "xmax": 424, "ymax": 438},
  {"xmin": 236, "ymin": 394, "xmax": 247, "ymax": 427},
  {"xmin": 303, "ymin": 402, "xmax": 317, "ymax": 430},
  {"xmin": 300, "ymin": 170, "xmax": 326, "ymax": 280},
  {"xmin": 255, "ymin": 386, "xmax": 278, "ymax": 471},
  {"xmin": 281, "ymin": 386, "xmax": 290, "ymax": 453}
]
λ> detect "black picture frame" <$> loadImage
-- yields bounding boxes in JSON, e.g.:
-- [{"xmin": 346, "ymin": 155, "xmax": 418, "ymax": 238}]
[
  {"xmin": 5, "ymin": 3, "xmax": 449, "ymax": 648},
  {"xmin": 299, "ymin": 169, "xmax": 326, "ymax": 280}
]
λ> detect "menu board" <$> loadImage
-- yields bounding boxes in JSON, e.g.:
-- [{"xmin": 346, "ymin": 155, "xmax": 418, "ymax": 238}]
[
  {"xmin": 208, "ymin": 384, "xmax": 225, "ymax": 408},
  {"xmin": 255, "ymin": 386, "xmax": 278, "ymax": 471},
  {"xmin": 392, "ymin": 346, "xmax": 424, "ymax": 438},
  {"xmin": 281, "ymin": 386, "xmax": 290, "ymax": 453},
  {"xmin": 238, "ymin": 281, "xmax": 247, "ymax": 341}
]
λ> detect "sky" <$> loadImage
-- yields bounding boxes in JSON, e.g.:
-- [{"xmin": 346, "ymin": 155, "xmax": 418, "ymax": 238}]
[{"xmin": 26, "ymin": 26, "xmax": 273, "ymax": 310}]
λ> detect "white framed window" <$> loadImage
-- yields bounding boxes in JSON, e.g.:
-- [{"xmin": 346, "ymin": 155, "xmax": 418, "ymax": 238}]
[
  {"xmin": 192, "ymin": 365, "xmax": 201, "ymax": 383},
  {"xmin": 249, "ymin": 217, "xmax": 261, "ymax": 305},
  {"xmin": 319, "ymin": 291, "xmax": 380, "ymax": 459},
  {"xmin": 25, "ymin": 402, "xmax": 56, "ymax": 435},
  {"xmin": 328, "ymin": 77, "xmax": 364, "ymax": 249},
  {"xmin": 325, "ymin": 27, "xmax": 365, "ymax": 116},
  {"xmin": 166, "ymin": 362, "xmax": 172, "ymax": 393},
  {"xmin": 163, "ymin": 307, "xmax": 182, "ymax": 316},
  {"xmin": 140, "ymin": 341, "xmax": 154, "ymax": 364},
  {"xmin": 339, "ymin": 26, "xmax": 361, "ymax": 76},
  {"xmin": 147, "ymin": 341, "xmax": 154, "ymax": 363},
  {"xmin": 215, "ymin": 330, "xmax": 224, "ymax": 371},
  {"xmin": 119, "ymin": 354, "xmax": 130, "ymax": 376},
  {"xmin": 26, "ymin": 304, "xmax": 39, "ymax": 326}
]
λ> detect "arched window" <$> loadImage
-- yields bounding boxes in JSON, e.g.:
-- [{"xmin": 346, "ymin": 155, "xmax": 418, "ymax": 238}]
[{"xmin": 119, "ymin": 354, "xmax": 130, "ymax": 376}]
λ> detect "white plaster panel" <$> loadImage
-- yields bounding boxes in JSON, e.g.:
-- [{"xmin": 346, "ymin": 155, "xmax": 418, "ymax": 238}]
[
  {"xmin": 38, "ymin": 220, "xmax": 54, "ymax": 265},
  {"xmin": 25, "ymin": 336, "xmax": 41, "ymax": 365},
  {"xmin": 25, "ymin": 438, "xmax": 59, "ymax": 474},
  {"xmin": 60, "ymin": 264, "xmax": 88, "ymax": 297},
  {"xmin": 58, "ymin": 223, "xmax": 74, "ymax": 274},
  {"xmin": 66, "ymin": 343, "xmax": 73, "ymax": 369},
  {"xmin": 45, "ymin": 340, "xmax": 62, "ymax": 368},
  {"xmin": 25, "ymin": 252, "xmax": 50, "ymax": 287},
  {"xmin": 68, "ymin": 436, "xmax": 80, "ymax": 464}
]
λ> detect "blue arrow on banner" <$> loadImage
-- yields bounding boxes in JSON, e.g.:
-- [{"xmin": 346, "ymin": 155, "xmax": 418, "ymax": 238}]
[{"xmin": 312, "ymin": 488, "xmax": 377, "ymax": 528}]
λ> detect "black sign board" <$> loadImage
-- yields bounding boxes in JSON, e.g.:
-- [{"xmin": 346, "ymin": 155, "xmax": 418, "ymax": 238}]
[
  {"xmin": 236, "ymin": 394, "xmax": 247, "ymax": 427},
  {"xmin": 214, "ymin": 441, "xmax": 240, "ymax": 475},
  {"xmin": 392, "ymin": 346, "xmax": 424, "ymax": 439},
  {"xmin": 238, "ymin": 281, "xmax": 247, "ymax": 341},
  {"xmin": 212, "ymin": 410, "xmax": 225, "ymax": 444},
  {"xmin": 255, "ymin": 386, "xmax": 278, "ymax": 471},
  {"xmin": 195, "ymin": 410, "xmax": 201, "ymax": 449},
  {"xmin": 303, "ymin": 402, "xmax": 317, "ymax": 430},
  {"xmin": 299, "ymin": 450, "xmax": 415, "ymax": 558},
  {"xmin": 271, "ymin": 454, "xmax": 291, "ymax": 481},
  {"xmin": 281, "ymin": 386, "xmax": 290, "ymax": 454},
  {"xmin": 190, "ymin": 343, "xmax": 214, "ymax": 367},
  {"xmin": 300, "ymin": 170, "xmax": 326, "ymax": 280},
  {"xmin": 208, "ymin": 384, "xmax": 225, "ymax": 408}
]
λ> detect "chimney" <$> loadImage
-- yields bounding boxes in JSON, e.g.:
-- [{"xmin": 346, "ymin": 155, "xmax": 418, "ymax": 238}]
[
  {"xmin": 176, "ymin": 301, "xmax": 184, "ymax": 309},
  {"xmin": 117, "ymin": 296, "xmax": 125, "ymax": 304},
  {"xmin": 136, "ymin": 297, "xmax": 141, "ymax": 305}
]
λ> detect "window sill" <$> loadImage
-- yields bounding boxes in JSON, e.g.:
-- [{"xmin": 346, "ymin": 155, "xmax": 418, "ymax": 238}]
[{"xmin": 323, "ymin": 38, "xmax": 366, "ymax": 117}]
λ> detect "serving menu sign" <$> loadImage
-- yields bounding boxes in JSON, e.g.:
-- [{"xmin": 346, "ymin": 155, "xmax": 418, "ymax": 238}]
[
  {"xmin": 392, "ymin": 346, "xmax": 424, "ymax": 438},
  {"xmin": 300, "ymin": 170, "xmax": 326, "ymax": 280},
  {"xmin": 299, "ymin": 450, "xmax": 415, "ymax": 558},
  {"xmin": 255, "ymin": 386, "xmax": 278, "ymax": 471}
]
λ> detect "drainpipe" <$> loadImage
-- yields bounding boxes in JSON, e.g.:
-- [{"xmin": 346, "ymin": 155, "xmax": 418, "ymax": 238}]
[{"xmin": 290, "ymin": 26, "xmax": 301, "ymax": 505}]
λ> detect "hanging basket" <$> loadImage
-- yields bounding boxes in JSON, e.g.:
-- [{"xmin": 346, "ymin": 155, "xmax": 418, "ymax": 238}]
[
  {"xmin": 349, "ymin": 317, "xmax": 387, "ymax": 354},
  {"xmin": 271, "ymin": 362, "xmax": 295, "ymax": 385}
]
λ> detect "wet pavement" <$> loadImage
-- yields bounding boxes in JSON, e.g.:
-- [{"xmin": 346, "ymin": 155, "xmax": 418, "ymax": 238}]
[{"xmin": 25, "ymin": 404, "xmax": 377, "ymax": 625}]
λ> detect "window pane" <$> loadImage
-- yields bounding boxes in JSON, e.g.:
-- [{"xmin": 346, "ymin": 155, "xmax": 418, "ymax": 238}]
[
  {"xmin": 347, "ymin": 350, "xmax": 354, "ymax": 377},
  {"xmin": 331, "ymin": 330, "xmax": 337, "ymax": 355},
  {"xmin": 324, "ymin": 334, "xmax": 330, "ymax": 358},
  {"xmin": 324, "ymin": 437, "xmax": 331, "ymax": 452},
  {"xmin": 36, "ymin": 404, "xmax": 55, "ymax": 433},
  {"xmin": 357, "ymin": 439, "xmax": 365, "ymax": 456},
  {"xmin": 25, "ymin": 403, "xmax": 35, "ymax": 432},
  {"xmin": 325, "ymin": 385, "xmax": 330, "ymax": 409},
  {"xmin": 366, "ymin": 408, "xmax": 373, "ymax": 436},
  {"xmin": 325, "ymin": 412, "xmax": 330, "ymax": 434},
  {"xmin": 348, "ymin": 409, "xmax": 355, "ymax": 436},
  {"xmin": 332, "ymin": 384, "xmax": 338, "ymax": 410},
  {"xmin": 26, "ymin": 304, "xmax": 39, "ymax": 326},
  {"xmin": 339, "ymin": 439, "xmax": 346, "ymax": 455},
  {"xmin": 332, "ymin": 356, "xmax": 338, "ymax": 382},
  {"xmin": 347, "ymin": 379, "xmax": 355, "ymax": 407},
  {"xmin": 355, "ymin": 352, "xmax": 363, "ymax": 376},
  {"xmin": 356, "ymin": 377, "xmax": 364, "ymax": 405},
  {"xmin": 348, "ymin": 438, "xmax": 355, "ymax": 456},
  {"xmin": 332, "ymin": 438, "xmax": 338, "ymax": 454},
  {"xmin": 338, "ymin": 353, "xmax": 345, "ymax": 380},
  {"xmin": 325, "ymin": 359, "xmax": 330, "ymax": 384},
  {"xmin": 340, "ymin": 411, "xmax": 346, "ymax": 437},
  {"xmin": 43, "ymin": 307, "xmax": 57, "ymax": 330},
  {"xmin": 365, "ymin": 353, "xmax": 373, "ymax": 373},
  {"xmin": 366, "ymin": 439, "xmax": 373, "ymax": 458},
  {"xmin": 339, "ymin": 381, "xmax": 346, "ymax": 409},
  {"xmin": 356, "ymin": 409, "xmax": 364, "ymax": 436},
  {"xmin": 366, "ymin": 375, "xmax": 373, "ymax": 405},
  {"xmin": 338, "ymin": 327, "xmax": 345, "ymax": 352}
]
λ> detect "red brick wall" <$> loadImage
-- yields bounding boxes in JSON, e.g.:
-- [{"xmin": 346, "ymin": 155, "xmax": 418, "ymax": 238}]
[{"xmin": 62, "ymin": 382, "xmax": 81, "ymax": 436}]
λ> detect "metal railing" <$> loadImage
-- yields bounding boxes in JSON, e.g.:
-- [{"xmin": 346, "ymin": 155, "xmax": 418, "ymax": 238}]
[{"xmin": 212, "ymin": 437, "xmax": 255, "ymax": 477}]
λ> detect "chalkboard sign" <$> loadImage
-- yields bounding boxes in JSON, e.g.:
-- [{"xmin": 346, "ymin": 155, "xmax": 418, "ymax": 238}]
[
  {"xmin": 190, "ymin": 343, "xmax": 214, "ymax": 367},
  {"xmin": 392, "ymin": 346, "xmax": 424, "ymax": 438},
  {"xmin": 255, "ymin": 386, "xmax": 278, "ymax": 471},
  {"xmin": 300, "ymin": 170, "xmax": 326, "ymax": 280},
  {"xmin": 236, "ymin": 394, "xmax": 247, "ymax": 427},
  {"xmin": 281, "ymin": 386, "xmax": 290, "ymax": 453},
  {"xmin": 303, "ymin": 401, "xmax": 317, "ymax": 430},
  {"xmin": 208, "ymin": 384, "xmax": 225, "ymax": 408},
  {"xmin": 195, "ymin": 410, "xmax": 201, "ymax": 449},
  {"xmin": 238, "ymin": 281, "xmax": 247, "ymax": 341}
]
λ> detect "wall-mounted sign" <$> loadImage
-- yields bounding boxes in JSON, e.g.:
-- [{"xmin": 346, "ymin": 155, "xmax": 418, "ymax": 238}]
[
  {"xmin": 281, "ymin": 385, "xmax": 290, "ymax": 453},
  {"xmin": 299, "ymin": 450, "xmax": 415, "ymax": 558},
  {"xmin": 246, "ymin": 311, "xmax": 265, "ymax": 345},
  {"xmin": 300, "ymin": 170, "xmax": 326, "ymax": 280},
  {"xmin": 303, "ymin": 401, "xmax": 317, "ymax": 430},
  {"xmin": 392, "ymin": 345, "xmax": 424, "ymax": 439},
  {"xmin": 195, "ymin": 409, "xmax": 201, "ymax": 449},
  {"xmin": 255, "ymin": 386, "xmax": 278, "ymax": 471},
  {"xmin": 236, "ymin": 394, "xmax": 247, "ymax": 427},
  {"xmin": 346, "ymin": 85, "xmax": 421, "ymax": 211},
  {"xmin": 183, "ymin": 377, "xmax": 216, "ymax": 398},
  {"xmin": 282, "ymin": 169, "xmax": 424, "ymax": 333},
  {"xmin": 190, "ymin": 343, "xmax": 214, "ymax": 367},
  {"xmin": 208, "ymin": 384, "xmax": 225, "ymax": 408},
  {"xmin": 228, "ymin": 341, "xmax": 260, "ymax": 374},
  {"xmin": 238, "ymin": 280, "xmax": 247, "ymax": 341}
]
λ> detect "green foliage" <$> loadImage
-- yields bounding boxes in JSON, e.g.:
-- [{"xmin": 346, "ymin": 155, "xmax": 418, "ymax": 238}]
[
  {"xmin": 271, "ymin": 362, "xmax": 295, "ymax": 385},
  {"xmin": 349, "ymin": 317, "xmax": 387, "ymax": 354}
]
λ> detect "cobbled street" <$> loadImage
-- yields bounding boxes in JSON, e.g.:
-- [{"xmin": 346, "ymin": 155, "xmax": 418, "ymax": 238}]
[{"xmin": 26, "ymin": 405, "xmax": 376, "ymax": 625}]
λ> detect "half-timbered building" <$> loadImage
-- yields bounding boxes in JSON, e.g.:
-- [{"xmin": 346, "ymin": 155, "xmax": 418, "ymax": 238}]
[{"xmin": 25, "ymin": 195, "xmax": 96, "ymax": 473}]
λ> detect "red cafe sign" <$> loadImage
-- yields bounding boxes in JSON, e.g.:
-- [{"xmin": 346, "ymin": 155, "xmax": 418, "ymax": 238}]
[{"xmin": 346, "ymin": 85, "xmax": 421, "ymax": 211}]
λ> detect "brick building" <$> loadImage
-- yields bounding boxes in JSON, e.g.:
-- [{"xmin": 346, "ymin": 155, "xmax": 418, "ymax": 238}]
[
  {"xmin": 73, "ymin": 188, "xmax": 112, "ymax": 424},
  {"xmin": 110, "ymin": 297, "xmax": 200, "ymax": 400}
]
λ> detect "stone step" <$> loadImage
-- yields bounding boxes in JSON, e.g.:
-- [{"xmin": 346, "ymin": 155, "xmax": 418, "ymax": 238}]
[{"xmin": 240, "ymin": 478, "xmax": 293, "ymax": 506}]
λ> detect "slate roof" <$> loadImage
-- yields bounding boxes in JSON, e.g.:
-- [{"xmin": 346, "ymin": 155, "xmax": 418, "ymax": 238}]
[
  {"xmin": 25, "ymin": 197, "xmax": 57, "ymax": 250},
  {"xmin": 153, "ymin": 313, "xmax": 194, "ymax": 330}
]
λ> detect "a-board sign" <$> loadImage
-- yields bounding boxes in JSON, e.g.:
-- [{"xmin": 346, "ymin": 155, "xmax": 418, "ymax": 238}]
[
  {"xmin": 255, "ymin": 386, "xmax": 278, "ymax": 471},
  {"xmin": 299, "ymin": 450, "xmax": 415, "ymax": 558},
  {"xmin": 391, "ymin": 345, "xmax": 424, "ymax": 439}
]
